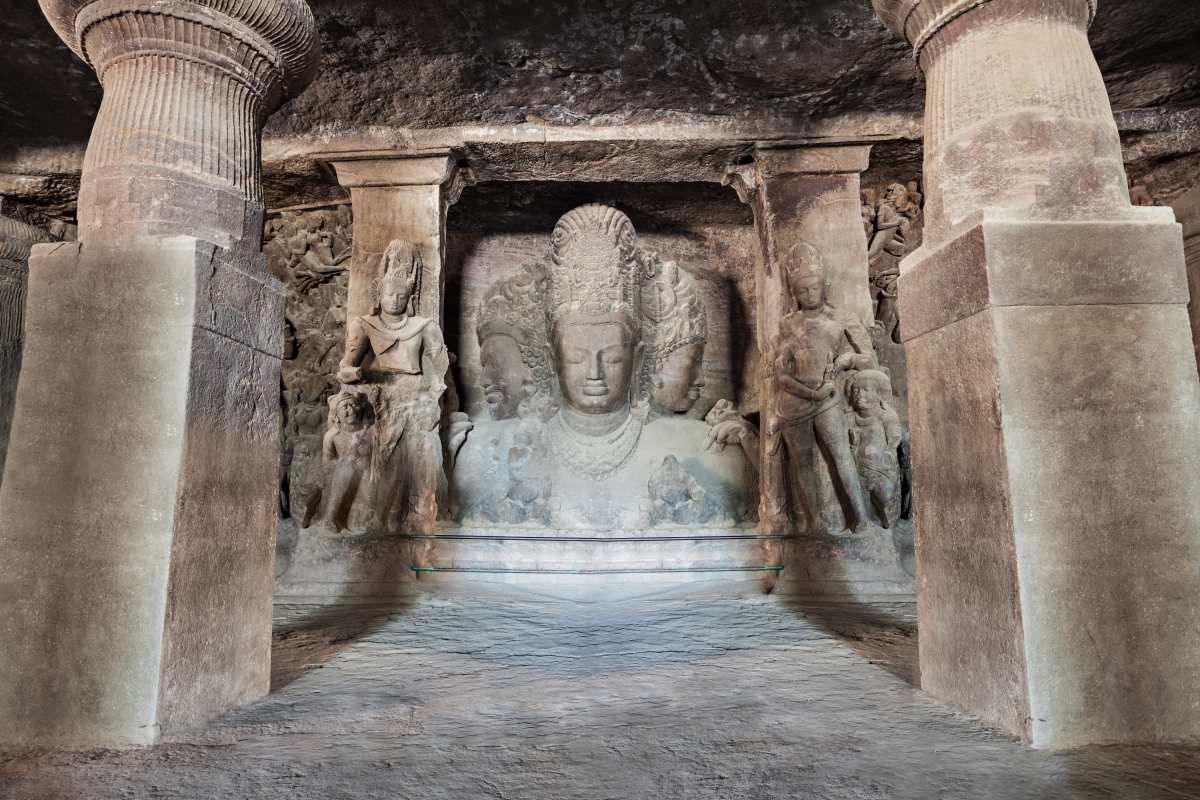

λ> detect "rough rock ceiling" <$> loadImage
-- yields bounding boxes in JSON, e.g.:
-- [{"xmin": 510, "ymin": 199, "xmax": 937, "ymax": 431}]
[{"xmin": 1, "ymin": 0, "xmax": 1198, "ymax": 213}]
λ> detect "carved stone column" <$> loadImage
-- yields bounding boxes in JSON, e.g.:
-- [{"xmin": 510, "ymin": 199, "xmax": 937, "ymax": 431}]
[
  {"xmin": 0, "ymin": 0, "xmax": 319, "ymax": 745},
  {"xmin": 0, "ymin": 215, "xmax": 53, "ymax": 484},
  {"xmin": 875, "ymin": 0, "xmax": 1200, "ymax": 747}
]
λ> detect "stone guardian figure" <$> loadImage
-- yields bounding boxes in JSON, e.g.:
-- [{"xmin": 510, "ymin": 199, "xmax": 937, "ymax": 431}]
[
  {"xmin": 338, "ymin": 238, "xmax": 450, "ymax": 533},
  {"xmin": 769, "ymin": 243, "xmax": 876, "ymax": 535}
]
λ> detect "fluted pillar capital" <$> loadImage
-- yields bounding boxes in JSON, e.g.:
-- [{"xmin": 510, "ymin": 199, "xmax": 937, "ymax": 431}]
[
  {"xmin": 38, "ymin": 0, "xmax": 320, "ymax": 257},
  {"xmin": 872, "ymin": 0, "xmax": 1125, "ymax": 244},
  {"xmin": 873, "ymin": 0, "xmax": 1097, "ymax": 66}
]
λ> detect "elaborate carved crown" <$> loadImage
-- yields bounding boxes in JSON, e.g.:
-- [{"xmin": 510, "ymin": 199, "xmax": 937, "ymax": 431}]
[
  {"xmin": 477, "ymin": 261, "xmax": 550, "ymax": 389},
  {"xmin": 371, "ymin": 238, "xmax": 423, "ymax": 314},
  {"xmin": 546, "ymin": 204, "xmax": 643, "ymax": 330},
  {"xmin": 641, "ymin": 257, "xmax": 707, "ymax": 367}
]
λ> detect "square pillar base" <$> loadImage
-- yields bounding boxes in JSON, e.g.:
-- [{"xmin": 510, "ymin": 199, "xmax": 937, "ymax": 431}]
[
  {"xmin": 0, "ymin": 237, "xmax": 284, "ymax": 745},
  {"xmin": 901, "ymin": 210, "xmax": 1200, "ymax": 747}
]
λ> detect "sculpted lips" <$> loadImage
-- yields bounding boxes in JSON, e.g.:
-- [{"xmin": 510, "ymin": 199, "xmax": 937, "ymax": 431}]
[{"xmin": 581, "ymin": 381, "xmax": 609, "ymax": 396}]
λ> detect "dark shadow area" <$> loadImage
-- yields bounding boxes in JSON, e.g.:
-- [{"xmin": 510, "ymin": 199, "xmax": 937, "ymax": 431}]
[
  {"xmin": 271, "ymin": 534, "xmax": 423, "ymax": 691},
  {"xmin": 776, "ymin": 592, "xmax": 919, "ymax": 687},
  {"xmin": 271, "ymin": 595, "xmax": 420, "ymax": 691},
  {"xmin": 449, "ymin": 180, "xmax": 752, "ymax": 234}
]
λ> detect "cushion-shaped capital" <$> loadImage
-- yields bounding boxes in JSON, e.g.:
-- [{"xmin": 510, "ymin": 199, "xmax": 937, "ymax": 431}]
[{"xmin": 38, "ymin": 0, "xmax": 321, "ymax": 105}]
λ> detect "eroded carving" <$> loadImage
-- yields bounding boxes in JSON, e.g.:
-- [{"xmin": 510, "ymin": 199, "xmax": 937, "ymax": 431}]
[
  {"xmin": 647, "ymin": 456, "xmax": 728, "ymax": 525},
  {"xmin": 846, "ymin": 370, "xmax": 903, "ymax": 530},
  {"xmin": 642, "ymin": 256, "xmax": 708, "ymax": 414},
  {"xmin": 476, "ymin": 261, "xmax": 548, "ymax": 420},
  {"xmin": 321, "ymin": 391, "xmax": 374, "ymax": 531},
  {"xmin": 338, "ymin": 238, "xmax": 450, "ymax": 533},
  {"xmin": 769, "ymin": 243, "xmax": 876, "ymax": 535}
]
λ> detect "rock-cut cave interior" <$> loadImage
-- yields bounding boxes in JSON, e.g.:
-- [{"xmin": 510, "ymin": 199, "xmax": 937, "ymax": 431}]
[{"xmin": 2, "ymin": 0, "xmax": 1200, "ymax": 797}]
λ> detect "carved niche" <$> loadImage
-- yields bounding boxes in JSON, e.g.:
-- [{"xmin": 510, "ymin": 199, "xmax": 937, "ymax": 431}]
[{"xmin": 454, "ymin": 204, "xmax": 758, "ymax": 531}]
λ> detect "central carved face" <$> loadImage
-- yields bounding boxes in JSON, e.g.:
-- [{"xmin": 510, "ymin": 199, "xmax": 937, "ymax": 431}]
[
  {"xmin": 480, "ymin": 334, "xmax": 534, "ymax": 420},
  {"xmin": 650, "ymin": 341, "xmax": 706, "ymax": 413},
  {"xmin": 337, "ymin": 402, "xmax": 361, "ymax": 427},
  {"xmin": 550, "ymin": 315, "xmax": 638, "ymax": 415},
  {"xmin": 851, "ymin": 381, "xmax": 882, "ymax": 412},
  {"xmin": 379, "ymin": 274, "xmax": 413, "ymax": 317},
  {"xmin": 790, "ymin": 274, "xmax": 826, "ymax": 312}
]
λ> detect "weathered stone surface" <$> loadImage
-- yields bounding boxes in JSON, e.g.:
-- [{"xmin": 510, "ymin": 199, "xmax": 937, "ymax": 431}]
[
  {"xmin": 2, "ymin": 587, "xmax": 1200, "ymax": 798},
  {"xmin": 0, "ymin": 237, "xmax": 283, "ymax": 744}
]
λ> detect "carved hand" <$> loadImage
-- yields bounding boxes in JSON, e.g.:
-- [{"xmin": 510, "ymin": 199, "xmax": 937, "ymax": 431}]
[{"xmin": 337, "ymin": 365, "xmax": 363, "ymax": 384}]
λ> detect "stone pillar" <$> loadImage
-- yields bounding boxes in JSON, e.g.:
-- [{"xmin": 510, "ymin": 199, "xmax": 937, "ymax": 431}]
[
  {"xmin": 874, "ymin": 0, "xmax": 1200, "ymax": 747},
  {"xmin": 725, "ymin": 145, "xmax": 874, "ymax": 533},
  {"xmin": 0, "ymin": 215, "xmax": 54, "ymax": 482},
  {"xmin": 0, "ymin": 0, "xmax": 319, "ymax": 745},
  {"xmin": 1170, "ymin": 184, "xmax": 1200, "ymax": 366},
  {"xmin": 329, "ymin": 156, "xmax": 473, "ymax": 328}
]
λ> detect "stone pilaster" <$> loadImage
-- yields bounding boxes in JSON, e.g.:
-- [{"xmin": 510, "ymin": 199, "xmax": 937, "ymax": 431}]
[
  {"xmin": 329, "ymin": 156, "xmax": 473, "ymax": 327},
  {"xmin": 728, "ymin": 146, "xmax": 910, "ymax": 594},
  {"xmin": 0, "ymin": 0, "xmax": 319, "ymax": 745},
  {"xmin": 875, "ymin": 0, "xmax": 1200, "ymax": 747}
]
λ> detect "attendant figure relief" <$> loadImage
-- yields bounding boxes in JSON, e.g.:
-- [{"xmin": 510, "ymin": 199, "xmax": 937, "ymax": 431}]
[
  {"xmin": 337, "ymin": 238, "xmax": 450, "ymax": 534},
  {"xmin": 320, "ymin": 391, "xmax": 374, "ymax": 531},
  {"xmin": 769, "ymin": 242, "xmax": 877, "ymax": 536},
  {"xmin": 846, "ymin": 370, "xmax": 903, "ymax": 529}
]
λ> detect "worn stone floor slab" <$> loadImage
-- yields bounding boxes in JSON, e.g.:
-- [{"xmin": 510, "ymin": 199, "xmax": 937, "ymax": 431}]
[{"xmin": 2, "ymin": 582, "xmax": 1199, "ymax": 799}]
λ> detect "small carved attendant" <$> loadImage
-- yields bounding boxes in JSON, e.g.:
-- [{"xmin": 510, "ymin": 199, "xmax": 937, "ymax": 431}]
[
  {"xmin": 770, "ymin": 243, "xmax": 876, "ymax": 534},
  {"xmin": 846, "ymin": 370, "xmax": 903, "ymax": 529},
  {"xmin": 337, "ymin": 238, "xmax": 450, "ymax": 532},
  {"xmin": 641, "ymin": 258, "xmax": 708, "ymax": 415},
  {"xmin": 321, "ymin": 391, "xmax": 374, "ymax": 531}
]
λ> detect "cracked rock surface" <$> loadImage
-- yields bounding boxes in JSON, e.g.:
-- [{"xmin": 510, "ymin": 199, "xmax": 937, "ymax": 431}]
[{"xmin": 2, "ymin": 583, "xmax": 1199, "ymax": 799}]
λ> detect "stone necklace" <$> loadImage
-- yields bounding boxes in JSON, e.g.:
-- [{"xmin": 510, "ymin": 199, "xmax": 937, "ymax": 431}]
[{"xmin": 547, "ymin": 410, "xmax": 643, "ymax": 481}]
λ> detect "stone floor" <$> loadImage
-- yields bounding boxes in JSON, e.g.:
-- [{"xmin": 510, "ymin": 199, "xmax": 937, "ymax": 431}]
[{"xmin": 2, "ymin": 581, "xmax": 1199, "ymax": 799}]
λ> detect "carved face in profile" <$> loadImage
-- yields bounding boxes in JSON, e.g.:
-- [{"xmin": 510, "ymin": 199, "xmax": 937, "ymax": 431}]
[
  {"xmin": 379, "ymin": 273, "xmax": 413, "ymax": 317},
  {"xmin": 549, "ymin": 314, "xmax": 641, "ymax": 415},
  {"xmin": 649, "ymin": 341, "xmax": 706, "ymax": 413},
  {"xmin": 480, "ymin": 334, "xmax": 535, "ymax": 420}
]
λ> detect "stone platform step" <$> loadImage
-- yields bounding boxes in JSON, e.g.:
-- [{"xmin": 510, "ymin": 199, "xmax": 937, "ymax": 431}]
[{"xmin": 407, "ymin": 527, "xmax": 784, "ymax": 597}]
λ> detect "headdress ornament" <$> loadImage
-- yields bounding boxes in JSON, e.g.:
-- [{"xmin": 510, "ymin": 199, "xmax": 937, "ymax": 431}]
[
  {"xmin": 546, "ymin": 204, "xmax": 642, "ymax": 330},
  {"xmin": 641, "ymin": 257, "xmax": 707, "ymax": 367},
  {"xmin": 786, "ymin": 242, "xmax": 825, "ymax": 282},
  {"xmin": 370, "ymin": 238, "xmax": 422, "ymax": 314}
]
